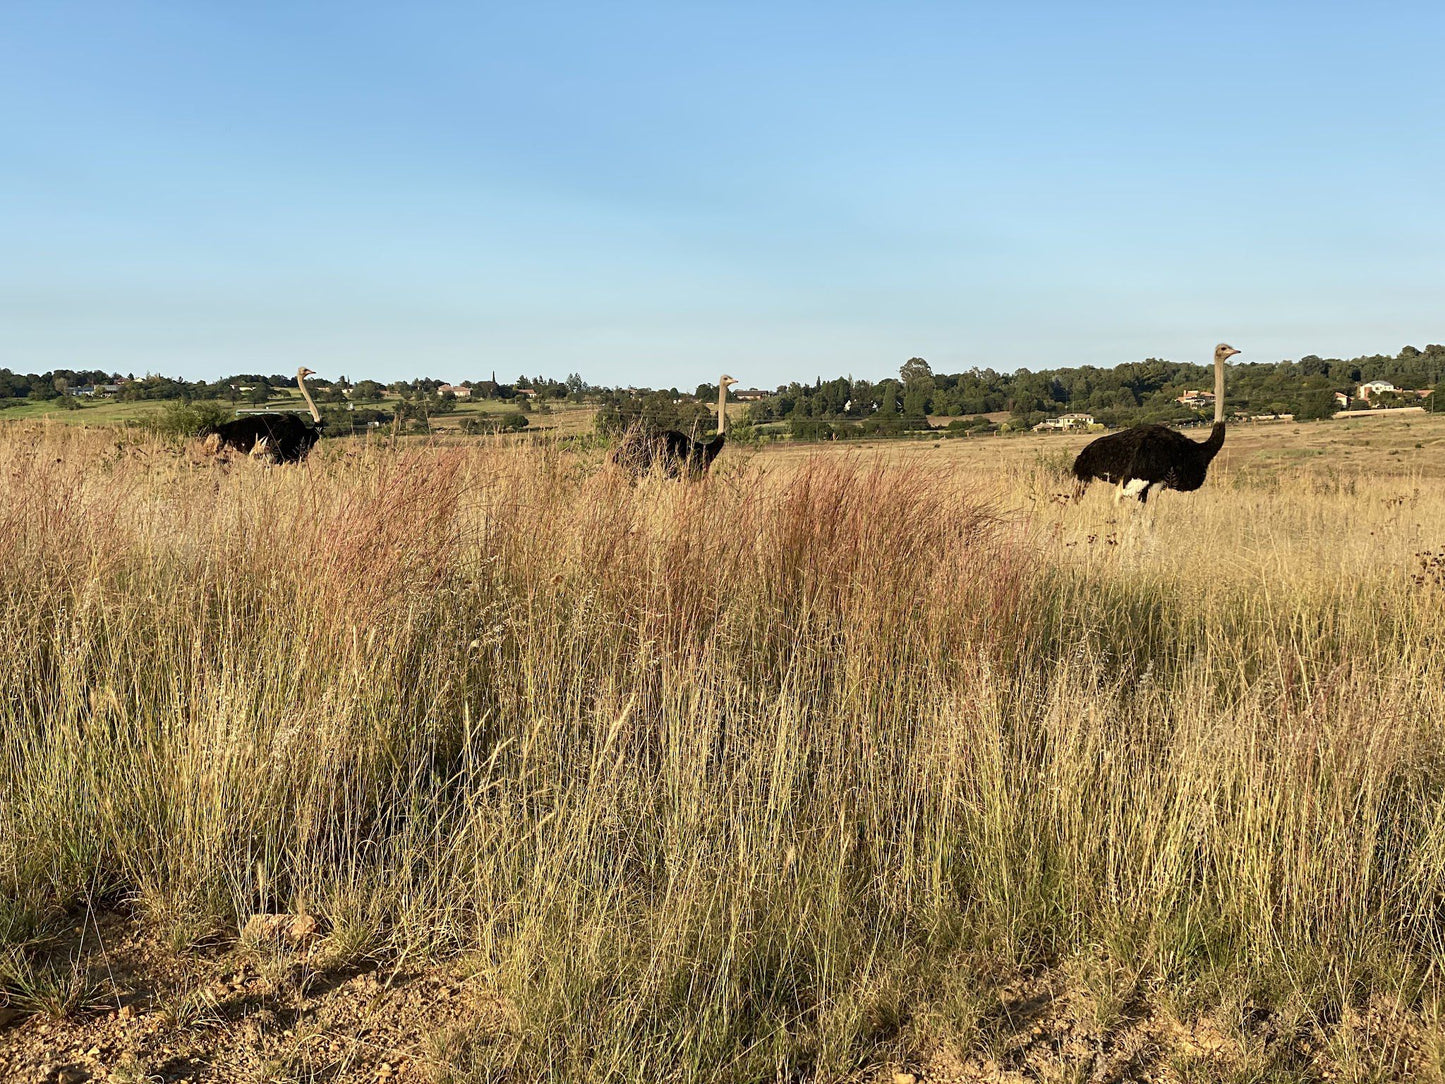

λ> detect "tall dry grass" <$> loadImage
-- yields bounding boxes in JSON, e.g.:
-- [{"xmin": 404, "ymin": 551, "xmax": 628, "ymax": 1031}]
[{"xmin": 2, "ymin": 421, "xmax": 1445, "ymax": 1078}]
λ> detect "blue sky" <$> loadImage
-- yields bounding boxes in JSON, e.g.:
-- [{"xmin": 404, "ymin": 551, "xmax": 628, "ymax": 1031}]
[{"xmin": 3, "ymin": 2, "xmax": 1442, "ymax": 387}]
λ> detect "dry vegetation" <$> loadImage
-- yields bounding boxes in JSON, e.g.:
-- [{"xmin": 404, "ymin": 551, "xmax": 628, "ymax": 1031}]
[{"xmin": 3, "ymin": 417, "xmax": 1445, "ymax": 1083}]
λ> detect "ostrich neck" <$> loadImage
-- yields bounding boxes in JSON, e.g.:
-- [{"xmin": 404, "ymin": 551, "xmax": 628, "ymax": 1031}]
[
  {"xmin": 1202, "ymin": 421, "xmax": 1226, "ymax": 457},
  {"xmin": 716, "ymin": 381, "xmax": 728, "ymax": 437},
  {"xmin": 297, "ymin": 374, "xmax": 321, "ymax": 424},
  {"xmin": 1214, "ymin": 356, "xmax": 1225, "ymax": 425}
]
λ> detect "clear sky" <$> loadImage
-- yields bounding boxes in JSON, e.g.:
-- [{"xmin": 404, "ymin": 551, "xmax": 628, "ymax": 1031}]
[{"xmin": 3, "ymin": 2, "xmax": 1442, "ymax": 387}]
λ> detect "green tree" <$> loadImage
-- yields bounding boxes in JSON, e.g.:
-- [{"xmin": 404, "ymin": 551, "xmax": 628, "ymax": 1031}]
[
  {"xmin": 1295, "ymin": 390, "xmax": 1338, "ymax": 421},
  {"xmin": 878, "ymin": 383, "xmax": 899, "ymax": 418},
  {"xmin": 900, "ymin": 357, "xmax": 934, "ymax": 418},
  {"xmin": 899, "ymin": 357, "xmax": 931, "ymax": 384}
]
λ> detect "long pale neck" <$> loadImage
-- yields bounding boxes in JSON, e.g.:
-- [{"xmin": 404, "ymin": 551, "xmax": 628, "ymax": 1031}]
[
  {"xmin": 1202, "ymin": 421, "xmax": 1226, "ymax": 458},
  {"xmin": 1214, "ymin": 356, "xmax": 1225, "ymax": 424},
  {"xmin": 716, "ymin": 381, "xmax": 728, "ymax": 437},
  {"xmin": 298, "ymin": 374, "xmax": 321, "ymax": 423}
]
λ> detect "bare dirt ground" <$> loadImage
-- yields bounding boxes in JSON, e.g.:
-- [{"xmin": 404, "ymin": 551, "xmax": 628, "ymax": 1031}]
[
  {"xmin": 1, "ymin": 911, "xmax": 507, "ymax": 1084},
  {"xmin": 3, "ymin": 909, "xmax": 1432, "ymax": 1082}
]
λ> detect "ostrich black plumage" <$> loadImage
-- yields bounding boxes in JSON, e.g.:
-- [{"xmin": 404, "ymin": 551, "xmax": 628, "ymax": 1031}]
[
  {"xmin": 203, "ymin": 367, "xmax": 325, "ymax": 464},
  {"xmin": 1072, "ymin": 344, "xmax": 1240, "ymax": 503},
  {"xmin": 614, "ymin": 375, "xmax": 737, "ymax": 477}
]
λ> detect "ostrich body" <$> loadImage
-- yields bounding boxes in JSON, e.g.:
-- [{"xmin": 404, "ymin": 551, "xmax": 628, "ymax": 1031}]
[
  {"xmin": 204, "ymin": 367, "xmax": 324, "ymax": 463},
  {"xmin": 614, "ymin": 375, "xmax": 737, "ymax": 477},
  {"xmin": 1072, "ymin": 344, "xmax": 1239, "ymax": 503}
]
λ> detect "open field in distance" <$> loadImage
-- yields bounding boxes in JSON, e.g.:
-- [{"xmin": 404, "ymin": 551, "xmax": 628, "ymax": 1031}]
[
  {"xmin": 0, "ymin": 391, "xmax": 588, "ymax": 436},
  {"xmin": 3, "ymin": 417, "xmax": 1445, "ymax": 1082},
  {"xmin": 759, "ymin": 409, "xmax": 1445, "ymax": 483}
]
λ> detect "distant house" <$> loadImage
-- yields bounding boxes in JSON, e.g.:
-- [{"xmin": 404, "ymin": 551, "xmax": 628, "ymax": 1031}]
[
  {"xmin": 1334, "ymin": 392, "xmax": 1350, "ymax": 407},
  {"xmin": 1357, "ymin": 381, "xmax": 1433, "ymax": 405},
  {"xmin": 1175, "ymin": 390, "xmax": 1215, "ymax": 409},
  {"xmin": 1033, "ymin": 412, "xmax": 1095, "ymax": 431},
  {"xmin": 732, "ymin": 388, "xmax": 769, "ymax": 401},
  {"xmin": 437, "ymin": 384, "xmax": 472, "ymax": 398}
]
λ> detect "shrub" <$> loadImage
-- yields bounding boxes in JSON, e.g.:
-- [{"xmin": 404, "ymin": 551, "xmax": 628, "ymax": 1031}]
[
  {"xmin": 148, "ymin": 400, "xmax": 235, "ymax": 437},
  {"xmin": 460, "ymin": 412, "xmax": 528, "ymax": 435}
]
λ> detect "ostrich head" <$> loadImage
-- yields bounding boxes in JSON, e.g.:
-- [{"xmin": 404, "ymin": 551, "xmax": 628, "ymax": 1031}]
[{"xmin": 1214, "ymin": 345, "xmax": 1240, "ymax": 363}]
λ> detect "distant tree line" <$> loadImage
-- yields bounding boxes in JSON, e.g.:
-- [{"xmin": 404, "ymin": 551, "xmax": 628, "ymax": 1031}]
[
  {"xmin": 0, "ymin": 369, "xmax": 604, "ymax": 407},
  {"xmin": 5, "ymin": 344, "xmax": 1444, "ymax": 438},
  {"xmin": 743, "ymin": 344, "xmax": 1445, "ymax": 436}
]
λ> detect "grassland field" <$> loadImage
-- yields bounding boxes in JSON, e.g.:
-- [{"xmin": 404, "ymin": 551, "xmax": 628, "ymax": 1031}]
[{"xmin": 3, "ymin": 413, "xmax": 1445, "ymax": 1083}]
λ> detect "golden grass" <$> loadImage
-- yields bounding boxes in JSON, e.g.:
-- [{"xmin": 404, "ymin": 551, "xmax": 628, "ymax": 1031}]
[{"xmin": 2, "ymin": 418, "xmax": 1445, "ymax": 1080}]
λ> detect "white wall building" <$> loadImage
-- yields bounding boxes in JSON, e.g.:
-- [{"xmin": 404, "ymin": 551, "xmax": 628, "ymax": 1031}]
[{"xmin": 1033, "ymin": 412, "xmax": 1095, "ymax": 431}]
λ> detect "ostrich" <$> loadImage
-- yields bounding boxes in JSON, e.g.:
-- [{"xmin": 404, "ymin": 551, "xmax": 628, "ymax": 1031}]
[
  {"xmin": 203, "ymin": 367, "xmax": 325, "ymax": 464},
  {"xmin": 1072, "ymin": 344, "xmax": 1240, "ymax": 503},
  {"xmin": 613, "ymin": 375, "xmax": 738, "ymax": 477}
]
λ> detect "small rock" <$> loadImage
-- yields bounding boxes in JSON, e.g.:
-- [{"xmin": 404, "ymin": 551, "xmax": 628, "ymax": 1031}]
[
  {"xmin": 893, "ymin": 1073, "xmax": 917, "ymax": 1084},
  {"xmin": 48, "ymin": 1067, "xmax": 90, "ymax": 1084}
]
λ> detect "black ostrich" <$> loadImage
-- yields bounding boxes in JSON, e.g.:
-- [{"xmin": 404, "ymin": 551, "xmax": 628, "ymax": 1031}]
[
  {"xmin": 202, "ymin": 367, "xmax": 325, "ymax": 464},
  {"xmin": 613, "ymin": 374, "xmax": 737, "ymax": 478},
  {"xmin": 1072, "ymin": 344, "xmax": 1240, "ymax": 503}
]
